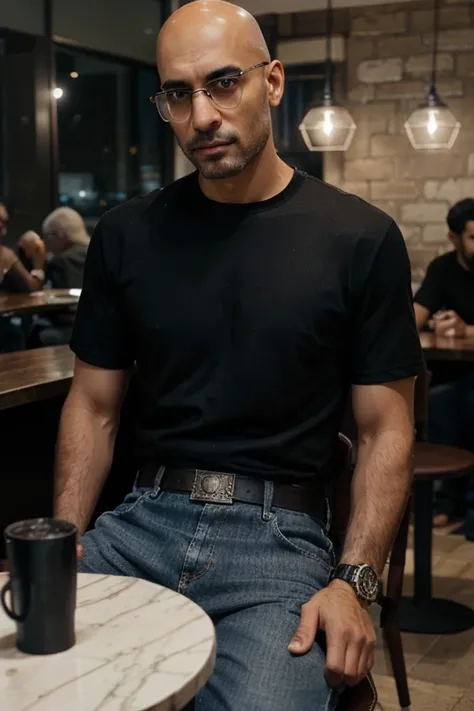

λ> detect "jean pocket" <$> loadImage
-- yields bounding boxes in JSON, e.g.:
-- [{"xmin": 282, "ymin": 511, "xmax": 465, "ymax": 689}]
[
  {"xmin": 112, "ymin": 487, "xmax": 154, "ymax": 517},
  {"xmin": 271, "ymin": 508, "xmax": 336, "ymax": 573}
]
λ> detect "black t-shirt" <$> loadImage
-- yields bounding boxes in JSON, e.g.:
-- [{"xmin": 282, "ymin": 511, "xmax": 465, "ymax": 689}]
[
  {"xmin": 414, "ymin": 251, "xmax": 474, "ymax": 324},
  {"xmin": 71, "ymin": 169, "xmax": 423, "ymax": 482}
]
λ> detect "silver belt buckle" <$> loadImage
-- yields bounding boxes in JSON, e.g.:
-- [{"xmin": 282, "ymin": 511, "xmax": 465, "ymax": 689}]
[{"xmin": 190, "ymin": 470, "xmax": 235, "ymax": 504}]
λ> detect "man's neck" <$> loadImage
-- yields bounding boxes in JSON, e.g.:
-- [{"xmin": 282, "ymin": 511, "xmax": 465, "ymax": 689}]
[
  {"xmin": 198, "ymin": 145, "xmax": 294, "ymax": 205},
  {"xmin": 456, "ymin": 252, "xmax": 473, "ymax": 274}
]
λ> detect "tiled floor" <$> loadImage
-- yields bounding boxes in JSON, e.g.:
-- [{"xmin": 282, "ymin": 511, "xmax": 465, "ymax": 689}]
[{"xmin": 373, "ymin": 525, "xmax": 474, "ymax": 710}]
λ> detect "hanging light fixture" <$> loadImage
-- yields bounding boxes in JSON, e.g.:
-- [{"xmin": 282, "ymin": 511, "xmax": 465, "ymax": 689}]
[
  {"xmin": 404, "ymin": 0, "xmax": 460, "ymax": 150},
  {"xmin": 298, "ymin": 0, "xmax": 356, "ymax": 152}
]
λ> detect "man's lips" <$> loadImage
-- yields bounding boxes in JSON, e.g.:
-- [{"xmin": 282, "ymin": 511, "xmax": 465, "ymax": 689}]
[{"xmin": 193, "ymin": 141, "xmax": 232, "ymax": 153}]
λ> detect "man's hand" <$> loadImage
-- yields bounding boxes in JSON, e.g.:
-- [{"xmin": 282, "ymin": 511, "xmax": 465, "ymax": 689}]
[
  {"xmin": 18, "ymin": 231, "xmax": 46, "ymax": 271},
  {"xmin": 434, "ymin": 310, "xmax": 467, "ymax": 338},
  {"xmin": 288, "ymin": 580, "xmax": 376, "ymax": 687}
]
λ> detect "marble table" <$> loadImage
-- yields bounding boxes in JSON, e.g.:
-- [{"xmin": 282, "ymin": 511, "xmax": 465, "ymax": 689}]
[{"xmin": 0, "ymin": 573, "xmax": 216, "ymax": 711}]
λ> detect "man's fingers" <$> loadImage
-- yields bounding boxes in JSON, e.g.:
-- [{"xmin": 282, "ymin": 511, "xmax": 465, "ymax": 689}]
[
  {"xmin": 436, "ymin": 317, "xmax": 456, "ymax": 334},
  {"xmin": 76, "ymin": 543, "xmax": 84, "ymax": 561},
  {"xmin": 324, "ymin": 624, "xmax": 348, "ymax": 688},
  {"xmin": 353, "ymin": 642, "xmax": 376, "ymax": 687},
  {"xmin": 341, "ymin": 636, "xmax": 365, "ymax": 686},
  {"xmin": 288, "ymin": 601, "xmax": 319, "ymax": 655}
]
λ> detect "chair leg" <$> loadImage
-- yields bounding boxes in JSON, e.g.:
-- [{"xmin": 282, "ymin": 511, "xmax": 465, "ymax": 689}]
[{"xmin": 382, "ymin": 613, "xmax": 411, "ymax": 709}]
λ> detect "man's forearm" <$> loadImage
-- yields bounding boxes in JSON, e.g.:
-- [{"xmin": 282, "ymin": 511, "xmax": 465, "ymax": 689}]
[
  {"xmin": 340, "ymin": 429, "xmax": 414, "ymax": 576},
  {"xmin": 54, "ymin": 402, "xmax": 119, "ymax": 535}
]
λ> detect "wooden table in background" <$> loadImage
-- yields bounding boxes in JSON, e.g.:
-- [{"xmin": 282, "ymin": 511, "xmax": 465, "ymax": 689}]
[
  {"xmin": 0, "ymin": 345, "xmax": 74, "ymax": 410},
  {"xmin": 420, "ymin": 332, "xmax": 474, "ymax": 362},
  {"xmin": 0, "ymin": 289, "xmax": 80, "ymax": 317}
]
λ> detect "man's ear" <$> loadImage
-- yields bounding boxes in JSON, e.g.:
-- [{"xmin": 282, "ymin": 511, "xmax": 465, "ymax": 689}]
[{"xmin": 267, "ymin": 60, "xmax": 285, "ymax": 108}]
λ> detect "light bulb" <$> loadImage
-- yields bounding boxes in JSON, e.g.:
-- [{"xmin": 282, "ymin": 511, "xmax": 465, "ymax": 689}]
[
  {"xmin": 299, "ymin": 104, "xmax": 357, "ymax": 152},
  {"xmin": 322, "ymin": 109, "xmax": 334, "ymax": 137},
  {"xmin": 427, "ymin": 110, "xmax": 438, "ymax": 136},
  {"xmin": 53, "ymin": 87, "xmax": 64, "ymax": 100}
]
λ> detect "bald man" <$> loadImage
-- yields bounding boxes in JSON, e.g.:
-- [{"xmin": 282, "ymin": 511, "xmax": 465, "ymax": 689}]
[{"xmin": 55, "ymin": 2, "xmax": 423, "ymax": 709}]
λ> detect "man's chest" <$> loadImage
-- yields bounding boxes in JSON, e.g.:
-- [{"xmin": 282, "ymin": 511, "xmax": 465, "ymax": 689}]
[{"xmin": 120, "ymin": 222, "xmax": 350, "ymax": 360}]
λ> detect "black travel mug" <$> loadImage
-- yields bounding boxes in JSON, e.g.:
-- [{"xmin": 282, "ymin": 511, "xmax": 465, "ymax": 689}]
[{"xmin": 1, "ymin": 517, "xmax": 77, "ymax": 654}]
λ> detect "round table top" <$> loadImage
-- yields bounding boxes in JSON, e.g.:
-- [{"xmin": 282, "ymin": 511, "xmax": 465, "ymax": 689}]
[{"xmin": 0, "ymin": 573, "xmax": 215, "ymax": 711}]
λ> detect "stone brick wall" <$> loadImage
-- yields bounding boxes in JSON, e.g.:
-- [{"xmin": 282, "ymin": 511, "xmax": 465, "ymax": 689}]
[{"xmin": 277, "ymin": 1, "xmax": 474, "ymax": 285}]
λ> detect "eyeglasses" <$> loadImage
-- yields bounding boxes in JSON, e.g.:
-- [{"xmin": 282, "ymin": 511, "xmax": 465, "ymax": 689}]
[{"xmin": 150, "ymin": 61, "xmax": 269, "ymax": 123}]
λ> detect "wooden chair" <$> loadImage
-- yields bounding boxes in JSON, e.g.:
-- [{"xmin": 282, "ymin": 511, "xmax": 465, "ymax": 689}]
[{"xmin": 399, "ymin": 370, "xmax": 474, "ymax": 635}]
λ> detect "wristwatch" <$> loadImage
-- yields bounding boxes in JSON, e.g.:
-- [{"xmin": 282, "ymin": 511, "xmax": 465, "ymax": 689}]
[{"xmin": 330, "ymin": 563, "xmax": 380, "ymax": 605}]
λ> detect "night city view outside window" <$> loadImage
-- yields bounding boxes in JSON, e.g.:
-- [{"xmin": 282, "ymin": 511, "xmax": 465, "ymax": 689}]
[{"xmin": 55, "ymin": 48, "xmax": 165, "ymax": 229}]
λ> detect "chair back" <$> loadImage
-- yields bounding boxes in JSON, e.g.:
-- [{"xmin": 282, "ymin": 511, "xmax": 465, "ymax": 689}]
[{"xmin": 414, "ymin": 370, "xmax": 432, "ymax": 442}]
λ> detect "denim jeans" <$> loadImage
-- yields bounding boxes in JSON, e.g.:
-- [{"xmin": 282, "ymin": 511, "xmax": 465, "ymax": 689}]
[{"xmin": 79, "ymin": 476, "xmax": 339, "ymax": 711}]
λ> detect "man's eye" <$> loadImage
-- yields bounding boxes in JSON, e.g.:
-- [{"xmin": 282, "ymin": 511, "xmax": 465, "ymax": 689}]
[
  {"xmin": 217, "ymin": 78, "xmax": 237, "ymax": 90},
  {"xmin": 169, "ymin": 91, "xmax": 189, "ymax": 102}
]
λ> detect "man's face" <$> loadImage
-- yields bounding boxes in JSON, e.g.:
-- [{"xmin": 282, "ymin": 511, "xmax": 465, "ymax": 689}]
[
  {"xmin": 0, "ymin": 204, "xmax": 8, "ymax": 239},
  {"xmin": 158, "ymin": 47, "xmax": 275, "ymax": 180},
  {"xmin": 454, "ymin": 219, "xmax": 474, "ymax": 272},
  {"xmin": 43, "ymin": 228, "xmax": 62, "ymax": 255}
]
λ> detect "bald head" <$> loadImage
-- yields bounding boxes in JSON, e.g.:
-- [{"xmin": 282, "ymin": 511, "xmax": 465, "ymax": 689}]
[
  {"xmin": 157, "ymin": 1, "xmax": 270, "ymax": 73},
  {"xmin": 154, "ymin": 0, "xmax": 284, "ymax": 182}
]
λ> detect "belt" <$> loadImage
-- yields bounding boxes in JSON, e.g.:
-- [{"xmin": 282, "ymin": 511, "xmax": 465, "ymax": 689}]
[{"xmin": 136, "ymin": 464, "xmax": 327, "ymax": 522}]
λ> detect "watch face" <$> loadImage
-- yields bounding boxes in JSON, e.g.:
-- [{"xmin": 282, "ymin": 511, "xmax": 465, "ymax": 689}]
[{"xmin": 355, "ymin": 565, "xmax": 379, "ymax": 602}]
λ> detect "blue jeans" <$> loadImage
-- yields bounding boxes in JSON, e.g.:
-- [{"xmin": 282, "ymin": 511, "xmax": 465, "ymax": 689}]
[{"xmin": 80, "ymin": 477, "xmax": 339, "ymax": 711}]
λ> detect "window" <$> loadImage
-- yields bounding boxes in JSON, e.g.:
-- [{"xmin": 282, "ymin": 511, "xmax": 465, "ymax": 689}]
[
  {"xmin": 55, "ymin": 47, "xmax": 165, "ymax": 228},
  {"xmin": 277, "ymin": 64, "xmax": 325, "ymax": 180},
  {"xmin": 53, "ymin": 0, "xmax": 161, "ymax": 65},
  {"xmin": 0, "ymin": 0, "xmax": 44, "ymax": 36}
]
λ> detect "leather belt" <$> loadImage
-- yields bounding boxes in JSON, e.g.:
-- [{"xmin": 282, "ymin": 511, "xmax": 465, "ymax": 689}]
[{"xmin": 136, "ymin": 463, "xmax": 327, "ymax": 523}]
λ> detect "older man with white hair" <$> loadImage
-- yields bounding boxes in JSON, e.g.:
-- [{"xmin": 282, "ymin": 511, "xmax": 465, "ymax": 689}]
[
  {"xmin": 42, "ymin": 207, "xmax": 90, "ymax": 289},
  {"xmin": 28, "ymin": 207, "xmax": 90, "ymax": 347}
]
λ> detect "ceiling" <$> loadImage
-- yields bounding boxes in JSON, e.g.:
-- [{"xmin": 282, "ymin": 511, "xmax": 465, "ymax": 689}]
[{"xmin": 238, "ymin": 0, "xmax": 414, "ymax": 14}]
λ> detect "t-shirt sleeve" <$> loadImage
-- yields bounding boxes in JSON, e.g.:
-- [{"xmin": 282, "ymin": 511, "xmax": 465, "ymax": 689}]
[
  {"xmin": 413, "ymin": 258, "xmax": 445, "ymax": 315},
  {"xmin": 350, "ymin": 221, "xmax": 425, "ymax": 385},
  {"xmin": 69, "ymin": 216, "xmax": 135, "ymax": 370}
]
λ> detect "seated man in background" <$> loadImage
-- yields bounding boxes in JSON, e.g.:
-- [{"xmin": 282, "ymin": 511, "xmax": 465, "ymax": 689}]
[
  {"xmin": 42, "ymin": 206, "xmax": 90, "ymax": 290},
  {"xmin": 0, "ymin": 202, "xmax": 46, "ymax": 352},
  {"xmin": 0, "ymin": 202, "xmax": 46, "ymax": 293},
  {"xmin": 29, "ymin": 207, "xmax": 90, "ymax": 347},
  {"xmin": 414, "ymin": 198, "xmax": 474, "ymax": 535}
]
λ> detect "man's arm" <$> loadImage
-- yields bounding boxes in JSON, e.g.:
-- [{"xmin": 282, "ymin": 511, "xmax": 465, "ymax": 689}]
[
  {"xmin": 289, "ymin": 221, "xmax": 422, "ymax": 687},
  {"xmin": 289, "ymin": 378, "xmax": 415, "ymax": 685},
  {"xmin": 340, "ymin": 377, "xmax": 415, "ymax": 575},
  {"xmin": 414, "ymin": 302, "xmax": 430, "ymax": 331},
  {"xmin": 54, "ymin": 358, "xmax": 130, "ymax": 537}
]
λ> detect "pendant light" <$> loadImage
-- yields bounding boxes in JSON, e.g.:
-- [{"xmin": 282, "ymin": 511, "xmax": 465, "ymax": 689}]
[
  {"xmin": 298, "ymin": 0, "xmax": 356, "ymax": 152},
  {"xmin": 404, "ymin": 0, "xmax": 460, "ymax": 150}
]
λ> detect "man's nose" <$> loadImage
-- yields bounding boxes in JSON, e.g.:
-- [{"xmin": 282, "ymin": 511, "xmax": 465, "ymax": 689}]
[{"xmin": 191, "ymin": 91, "xmax": 222, "ymax": 133}]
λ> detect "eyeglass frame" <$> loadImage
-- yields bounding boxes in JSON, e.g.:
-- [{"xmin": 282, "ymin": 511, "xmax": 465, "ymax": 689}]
[{"xmin": 149, "ymin": 61, "xmax": 270, "ymax": 123}]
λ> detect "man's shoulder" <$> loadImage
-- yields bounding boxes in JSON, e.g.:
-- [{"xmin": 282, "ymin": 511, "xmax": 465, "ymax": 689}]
[
  {"xmin": 298, "ymin": 171, "xmax": 394, "ymax": 239},
  {"xmin": 425, "ymin": 250, "xmax": 456, "ymax": 273},
  {"xmin": 97, "ymin": 173, "xmax": 196, "ymax": 234}
]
